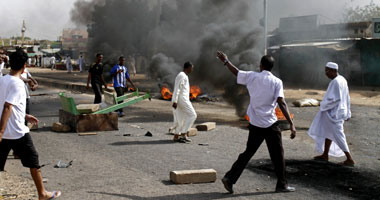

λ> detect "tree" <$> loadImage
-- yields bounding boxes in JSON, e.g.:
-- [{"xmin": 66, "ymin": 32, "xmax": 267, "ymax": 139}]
[{"xmin": 344, "ymin": 0, "xmax": 380, "ymax": 22}]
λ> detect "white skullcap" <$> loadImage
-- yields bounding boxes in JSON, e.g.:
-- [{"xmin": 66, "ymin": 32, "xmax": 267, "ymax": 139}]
[{"xmin": 326, "ymin": 62, "xmax": 338, "ymax": 70}]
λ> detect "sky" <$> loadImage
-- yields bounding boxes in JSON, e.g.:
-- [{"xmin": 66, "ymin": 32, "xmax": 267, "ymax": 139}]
[{"xmin": 0, "ymin": 0, "xmax": 377, "ymax": 40}]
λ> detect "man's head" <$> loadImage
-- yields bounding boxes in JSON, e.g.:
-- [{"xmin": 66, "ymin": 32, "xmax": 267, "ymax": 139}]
[
  {"xmin": 9, "ymin": 48, "xmax": 28, "ymax": 72},
  {"xmin": 325, "ymin": 62, "xmax": 338, "ymax": 79},
  {"xmin": 96, "ymin": 53, "xmax": 103, "ymax": 63},
  {"xmin": 183, "ymin": 61, "xmax": 194, "ymax": 74},
  {"xmin": 119, "ymin": 56, "xmax": 126, "ymax": 65},
  {"xmin": 259, "ymin": 55, "xmax": 275, "ymax": 71}
]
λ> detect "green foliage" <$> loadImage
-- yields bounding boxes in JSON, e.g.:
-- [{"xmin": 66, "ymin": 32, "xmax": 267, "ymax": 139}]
[{"xmin": 344, "ymin": 0, "xmax": 380, "ymax": 22}]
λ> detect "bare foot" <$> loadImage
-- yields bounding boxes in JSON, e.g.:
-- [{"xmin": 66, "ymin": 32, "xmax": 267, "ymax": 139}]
[
  {"xmin": 40, "ymin": 190, "xmax": 61, "ymax": 200},
  {"xmin": 313, "ymin": 155, "xmax": 328, "ymax": 161}
]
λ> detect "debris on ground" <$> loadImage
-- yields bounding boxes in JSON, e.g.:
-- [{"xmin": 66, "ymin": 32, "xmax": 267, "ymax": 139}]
[
  {"xmin": 78, "ymin": 132, "xmax": 97, "ymax": 136},
  {"xmin": 54, "ymin": 160, "xmax": 73, "ymax": 168},
  {"xmin": 292, "ymin": 98, "xmax": 320, "ymax": 107},
  {"xmin": 51, "ymin": 122, "xmax": 71, "ymax": 132},
  {"xmin": 145, "ymin": 131, "xmax": 153, "ymax": 137},
  {"xmin": 130, "ymin": 125, "xmax": 143, "ymax": 129}
]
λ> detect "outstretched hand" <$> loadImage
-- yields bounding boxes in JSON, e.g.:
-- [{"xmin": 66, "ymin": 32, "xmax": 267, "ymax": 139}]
[{"xmin": 217, "ymin": 51, "xmax": 228, "ymax": 63}]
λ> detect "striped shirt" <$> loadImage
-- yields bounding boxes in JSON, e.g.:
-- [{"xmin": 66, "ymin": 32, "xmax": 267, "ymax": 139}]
[{"xmin": 110, "ymin": 64, "xmax": 130, "ymax": 88}]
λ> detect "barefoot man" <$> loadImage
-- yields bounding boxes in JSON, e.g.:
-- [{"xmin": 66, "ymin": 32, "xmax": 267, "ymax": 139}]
[
  {"xmin": 0, "ymin": 48, "xmax": 61, "ymax": 199},
  {"xmin": 171, "ymin": 61, "xmax": 197, "ymax": 143},
  {"xmin": 308, "ymin": 62, "xmax": 355, "ymax": 166}
]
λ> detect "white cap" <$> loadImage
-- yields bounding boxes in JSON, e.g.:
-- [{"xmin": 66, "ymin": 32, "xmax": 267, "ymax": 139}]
[{"xmin": 326, "ymin": 62, "xmax": 338, "ymax": 70}]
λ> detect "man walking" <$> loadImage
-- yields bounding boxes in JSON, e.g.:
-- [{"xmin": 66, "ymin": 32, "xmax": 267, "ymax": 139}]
[
  {"xmin": 66, "ymin": 55, "xmax": 72, "ymax": 73},
  {"xmin": 217, "ymin": 51, "xmax": 296, "ymax": 193},
  {"xmin": 171, "ymin": 62, "xmax": 197, "ymax": 143},
  {"xmin": 78, "ymin": 54, "xmax": 84, "ymax": 73},
  {"xmin": 0, "ymin": 48, "xmax": 61, "ymax": 199},
  {"xmin": 110, "ymin": 56, "xmax": 136, "ymax": 117},
  {"xmin": 86, "ymin": 53, "xmax": 107, "ymax": 104},
  {"xmin": 50, "ymin": 56, "xmax": 56, "ymax": 70},
  {"xmin": 308, "ymin": 62, "xmax": 355, "ymax": 166}
]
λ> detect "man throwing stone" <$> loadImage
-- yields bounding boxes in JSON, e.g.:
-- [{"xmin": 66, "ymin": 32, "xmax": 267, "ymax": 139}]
[
  {"xmin": 217, "ymin": 51, "xmax": 296, "ymax": 193},
  {"xmin": 308, "ymin": 62, "xmax": 355, "ymax": 166}
]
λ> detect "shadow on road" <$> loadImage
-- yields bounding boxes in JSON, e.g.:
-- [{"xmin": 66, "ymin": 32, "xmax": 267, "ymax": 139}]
[
  {"xmin": 88, "ymin": 191, "xmax": 276, "ymax": 200},
  {"xmin": 248, "ymin": 159, "xmax": 380, "ymax": 200},
  {"xmin": 109, "ymin": 140, "xmax": 174, "ymax": 146}
]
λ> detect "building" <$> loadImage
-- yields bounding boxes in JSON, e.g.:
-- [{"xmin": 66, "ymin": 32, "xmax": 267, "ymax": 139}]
[
  {"xmin": 268, "ymin": 15, "xmax": 380, "ymax": 87},
  {"xmin": 61, "ymin": 28, "xmax": 88, "ymax": 58}
]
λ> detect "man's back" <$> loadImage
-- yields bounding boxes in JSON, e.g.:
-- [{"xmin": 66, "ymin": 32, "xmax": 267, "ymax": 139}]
[{"xmin": 238, "ymin": 70, "xmax": 284, "ymax": 128}]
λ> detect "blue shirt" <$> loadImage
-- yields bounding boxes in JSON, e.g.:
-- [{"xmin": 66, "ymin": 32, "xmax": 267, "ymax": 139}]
[{"xmin": 110, "ymin": 64, "xmax": 130, "ymax": 88}]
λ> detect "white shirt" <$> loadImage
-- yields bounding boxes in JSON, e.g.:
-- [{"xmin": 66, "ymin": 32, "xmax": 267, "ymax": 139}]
[
  {"xmin": 0, "ymin": 62, "xmax": 4, "ymax": 76},
  {"xmin": 21, "ymin": 68, "xmax": 32, "ymax": 99},
  {"xmin": 320, "ymin": 75, "xmax": 351, "ymax": 121},
  {"xmin": 50, "ymin": 57, "xmax": 56, "ymax": 64},
  {"xmin": 238, "ymin": 70, "xmax": 284, "ymax": 128},
  {"xmin": 172, "ymin": 72, "xmax": 190, "ymax": 104},
  {"xmin": 0, "ymin": 75, "xmax": 29, "ymax": 139}
]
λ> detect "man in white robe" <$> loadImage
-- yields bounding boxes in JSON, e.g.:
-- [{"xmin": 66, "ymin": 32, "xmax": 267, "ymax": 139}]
[
  {"xmin": 308, "ymin": 62, "xmax": 355, "ymax": 166},
  {"xmin": 78, "ymin": 55, "xmax": 84, "ymax": 73},
  {"xmin": 66, "ymin": 56, "xmax": 72, "ymax": 73},
  {"xmin": 171, "ymin": 61, "xmax": 197, "ymax": 143}
]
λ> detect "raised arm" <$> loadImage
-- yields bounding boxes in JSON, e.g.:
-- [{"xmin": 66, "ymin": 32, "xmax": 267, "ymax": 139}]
[
  {"xmin": 217, "ymin": 51, "xmax": 239, "ymax": 76},
  {"xmin": 277, "ymin": 97, "xmax": 296, "ymax": 139}
]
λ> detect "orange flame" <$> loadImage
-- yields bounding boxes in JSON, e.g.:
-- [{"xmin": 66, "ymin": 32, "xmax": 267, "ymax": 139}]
[
  {"xmin": 244, "ymin": 108, "xmax": 294, "ymax": 121},
  {"xmin": 161, "ymin": 86, "xmax": 173, "ymax": 100},
  {"xmin": 190, "ymin": 85, "xmax": 202, "ymax": 100}
]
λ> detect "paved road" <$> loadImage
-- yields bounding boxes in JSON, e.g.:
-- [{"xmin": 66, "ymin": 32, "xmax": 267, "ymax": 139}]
[{"xmin": 5, "ymin": 86, "xmax": 380, "ymax": 200}]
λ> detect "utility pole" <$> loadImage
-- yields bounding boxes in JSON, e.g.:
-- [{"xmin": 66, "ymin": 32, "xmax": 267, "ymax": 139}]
[
  {"xmin": 21, "ymin": 20, "xmax": 26, "ymax": 47},
  {"xmin": 264, "ymin": 0, "xmax": 267, "ymax": 55}
]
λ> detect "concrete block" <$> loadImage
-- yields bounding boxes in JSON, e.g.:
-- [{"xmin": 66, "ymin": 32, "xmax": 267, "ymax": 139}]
[
  {"xmin": 51, "ymin": 122, "xmax": 71, "ymax": 132},
  {"xmin": 187, "ymin": 128, "xmax": 198, "ymax": 137},
  {"xmin": 196, "ymin": 122, "xmax": 216, "ymax": 131},
  {"xmin": 76, "ymin": 104, "xmax": 99, "ymax": 114},
  {"xmin": 170, "ymin": 169, "xmax": 217, "ymax": 184}
]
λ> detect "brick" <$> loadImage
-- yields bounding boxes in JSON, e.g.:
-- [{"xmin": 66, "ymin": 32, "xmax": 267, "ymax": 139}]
[
  {"xmin": 76, "ymin": 104, "xmax": 99, "ymax": 114},
  {"xmin": 170, "ymin": 169, "xmax": 217, "ymax": 184},
  {"xmin": 196, "ymin": 122, "xmax": 216, "ymax": 131},
  {"xmin": 51, "ymin": 122, "xmax": 71, "ymax": 132},
  {"xmin": 187, "ymin": 128, "xmax": 198, "ymax": 137}
]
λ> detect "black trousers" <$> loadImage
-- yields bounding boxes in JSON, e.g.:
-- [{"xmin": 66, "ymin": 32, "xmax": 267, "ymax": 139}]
[
  {"xmin": 224, "ymin": 123, "xmax": 287, "ymax": 189},
  {"xmin": 92, "ymin": 82, "xmax": 103, "ymax": 104},
  {"xmin": 114, "ymin": 87, "xmax": 125, "ymax": 112},
  {"xmin": 0, "ymin": 133, "xmax": 40, "ymax": 171}
]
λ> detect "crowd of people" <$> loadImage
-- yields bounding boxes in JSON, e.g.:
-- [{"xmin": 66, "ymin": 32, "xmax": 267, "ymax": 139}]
[{"xmin": 0, "ymin": 47, "xmax": 356, "ymax": 199}]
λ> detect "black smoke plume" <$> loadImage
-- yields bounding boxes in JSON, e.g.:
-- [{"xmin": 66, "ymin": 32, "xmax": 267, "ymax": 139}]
[{"xmin": 71, "ymin": 0, "xmax": 264, "ymax": 117}]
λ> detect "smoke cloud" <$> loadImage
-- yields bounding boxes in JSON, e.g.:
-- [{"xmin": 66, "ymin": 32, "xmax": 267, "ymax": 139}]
[{"xmin": 71, "ymin": 0, "xmax": 264, "ymax": 117}]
